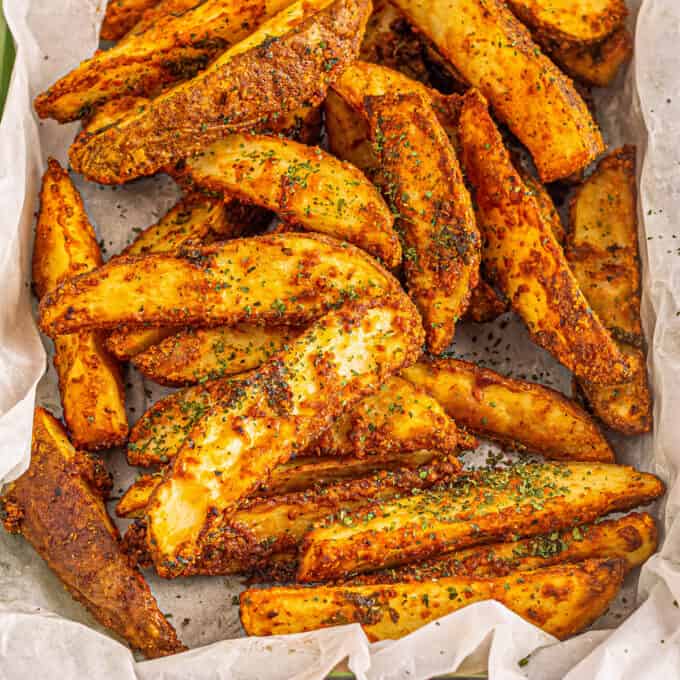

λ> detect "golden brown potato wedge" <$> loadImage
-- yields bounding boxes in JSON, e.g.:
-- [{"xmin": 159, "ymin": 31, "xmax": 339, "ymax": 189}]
[
  {"xmin": 505, "ymin": 0, "xmax": 627, "ymax": 45},
  {"xmin": 355, "ymin": 513, "xmax": 657, "ymax": 582},
  {"xmin": 0, "ymin": 408, "xmax": 184, "ymax": 658},
  {"xmin": 181, "ymin": 134, "xmax": 401, "ymax": 267},
  {"xmin": 69, "ymin": 0, "xmax": 370, "ymax": 183},
  {"xmin": 106, "ymin": 327, "xmax": 180, "ymax": 362},
  {"xmin": 39, "ymin": 233, "xmax": 397, "ymax": 338},
  {"xmin": 402, "ymin": 358, "xmax": 614, "ymax": 462},
  {"xmin": 463, "ymin": 279, "xmax": 509, "ymax": 324},
  {"xmin": 37, "ymin": 0, "xmax": 294, "ymax": 122},
  {"xmin": 146, "ymin": 295, "xmax": 424, "ymax": 575},
  {"xmin": 458, "ymin": 90, "xmax": 630, "ymax": 385},
  {"xmin": 100, "ymin": 0, "xmax": 162, "ymax": 41},
  {"xmin": 32, "ymin": 159, "xmax": 128, "ymax": 451},
  {"xmin": 125, "ymin": 0, "xmax": 206, "ymax": 36},
  {"xmin": 297, "ymin": 462, "xmax": 663, "ymax": 581},
  {"xmin": 243, "ymin": 558, "xmax": 625, "ymax": 640},
  {"xmin": 390, "ymin": 0, "xmax": 603, "ymax": 182},
  {"xmin": 518, "ymin": 166, "xmax": 566, "ymax": 244},
  {"xmin": 567, "ymin": 147, "xmax": 652, "ymax": 435},
  {"xmin": 333, "ymin": 62, "xmax": 480, "ymax": 353}
]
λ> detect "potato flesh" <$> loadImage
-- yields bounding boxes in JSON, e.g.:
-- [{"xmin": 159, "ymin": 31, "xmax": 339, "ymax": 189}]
[
  {"xmin": 242, "ymin": 559, "xmax": 625, "ymax": 640},
  {"xmin": 183, "ymin": 134, "xmax": 401, "ymax": 267},
  {"xmin": 297, "ymin": 462, "xmax": 664, "ymax": 581},
  {"xmin": 458, "ymin": 91, "xmax": 630, "ymax": 385},
  {"xmin": 390, "ymin": 0, "xmax": 603, "ymax": 182}
]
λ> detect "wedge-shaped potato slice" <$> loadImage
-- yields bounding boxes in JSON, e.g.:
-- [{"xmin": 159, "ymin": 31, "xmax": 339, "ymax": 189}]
[
  {"xmin": 106, "ymin": 327, "xmax": 180, "ymax": 362},
  {"xmin": 146, "ymin": 295, "xmax": 424, "ymax": 574},
  {"xmin": 100, "ymin": 0, "xmax": 162, "ymax": 40},
  {"xmin": 355, "ymin": 513, "xmax": 657, "ymax": 582},
  {"xmin": 505, "ymin": 0, "xmax": 626, "ymax": 45},
  {"xmin": 243, "ymin": 558, "xmax": 625, "ymax": 640},
  {"xmin": 463, "ymin": 279, "xmax": 508, "ymax": 324},
  {"xmin": 390, "ymin": 0, "xmax": 603, "ymax": 182},
  {"xmin": 32, "ymin": 159, "xmax": 128, "ymax": 451},
  {"xmin": 120, "ymin": 464, "xmax": 455, "ymax": 577},
  {"xmin": 297, "ymin": 462, "xmax": 663, "ymax": 581},
  {"xmin": 181, "ymin": 134, "xmax": 401, "ymax": 266},
  {"xmin": 567, "ymin": 147, "xmax": 651, "ymax": 435},
  {"xmin": 37, "ymin": 0, "xmax": 294, "ymax": 122},
  {"xmin": 132, "ymin": 324, "xmax": 300, "ymax": 385},
  {"xmin": 39, "ymin": 233, "xmax": 396, "ymax": 338},
  {"xmin": 69, "ymin": 0, "xmax": 370, "ymax": 183},
  {"xmin": 518, "ymin": 166, "xmax": 566, "ymax": 244},
  {"xmin": 333, "ymin": 62, "xmax": 480, "ymax": 353},
  {"xmin": 458, "ymin": 91, "xmax": 630, "ymax": 385},
  {"xmin": 402, "ymin": 358, "xmax": 614, "ymax": 462},
  {"xmin": 0, "ymin": 408, "xmax": 184, "ymax": 658},
  {"xmin": 124, "ymin": 0, "xmax": 205, "ymax": 37}
]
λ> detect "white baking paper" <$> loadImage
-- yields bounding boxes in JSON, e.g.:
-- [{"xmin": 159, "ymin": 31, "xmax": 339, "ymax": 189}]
[{"xmin": 1, "ymin": 0, "xmax": 679, "ymax": 677}]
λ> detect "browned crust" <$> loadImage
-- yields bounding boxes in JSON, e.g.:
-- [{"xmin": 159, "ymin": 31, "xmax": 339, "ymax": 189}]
[
  {"xmin": 463, "ymin": 278, "xmax": 509, "ymax": 323},
  {"xmin": 0, "ymin": 409, "xmax": 184, "ymax": 658},
  {"xmin": 100, "ymin": 0, "xmax": 162, "ymax": 41}
]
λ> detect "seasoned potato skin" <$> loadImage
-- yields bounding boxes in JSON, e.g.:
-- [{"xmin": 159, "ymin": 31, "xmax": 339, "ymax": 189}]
[
  {"xmin": 567, "ymin": 147, "xmax": 652, "ymax": 435},
  {"xmin": 242, "ymin": 558, "xmax": 625, "ymax": 640},
  {"xmin": 69, "ymin": 0, "xmax": 371, "ymax": 183},
  {"xmin": 334, "ymin": 62, "xmax": 480, "ymax": 353},
  {"xmin": 0, "ymin": 409, "xmax": 184, "ymax": 658},
  {"xmin": 32, "ymin": 159, "xmax": 128, "ymax": 451},
  {"xmin": 39, "ymin": 233, "xmax": 398, "ymax": 338},
  {"xmin": 100, "ymin": 0, "xmax": 162, "ymax": 40},
  {"xmin": 463, "ymin": 279, "xmax": 509, "ymax": 323},
  {"xmin": 458, "ymin": 91, "xmax": 630, "ymax": 385},
  {"xmin": 402, "ymin": 358, "xmax": 614, "ymax": 462},
  {"xmin": 146, "ymin": 295, "xmax": 425, "ymax": 575},
  {"xmin": 391, "ymin": 0, "xmax": 603, "ymax": 182},
  {"xmin": 180, "ymin": 134, "xmax": 401, "ymax": 267},
  {"xmin": 37, "ymin": 0, "xmax": 294, "ymax": 122},
  {"xmin": 297, "ymin": 462, "xmax": 664, "ymax": 581}
]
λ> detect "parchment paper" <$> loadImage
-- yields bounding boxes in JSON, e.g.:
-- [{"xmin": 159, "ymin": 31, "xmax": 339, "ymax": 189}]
[{"xmin": 1, "ymin": 1, "xmax": 679, "ymax": 678}]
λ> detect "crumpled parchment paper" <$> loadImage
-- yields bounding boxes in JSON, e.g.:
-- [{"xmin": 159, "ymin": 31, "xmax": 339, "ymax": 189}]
[{"xmin": 1, "ymin": 1, "xmax": 679, "ymax": 678}]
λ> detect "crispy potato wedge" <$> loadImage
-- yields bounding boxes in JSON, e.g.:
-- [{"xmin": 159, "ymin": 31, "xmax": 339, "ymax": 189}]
[
  {"xmin": 181, "ymin": 134, "xmax": 401, "ymax": 266},
  {"xmin": 297, "ymin": 462, "xmax": 663, "ymax": 581},
  {"xmin": 333, "ymin": 62, "xmax": 480, "ymax": 353},
  {"xmin": 125, "ymin": 0, "xmax": 205, "ymax": 36},
  {"xmin": 391, "ymin": 0, "xmax": 603, "ymax": 182},
  {"xmin": 402, "ymin": 358, "xmax": 614, "ymax": 462},
  {"xmin": 518, "ymin": 166, "xmax": 566, "ymax": 244},
  {"xmin": 567, "ymin": 147, "xmax": 651, "ymax": 434},
  {"xmin": 37, "ymin": 0, "xmax": 294, "ymax": 122},
  {"xmin": 32, "ymin": 159, "xmax": 128, "ymax": 451},
  {"xmin": 146, "ymin": 295, "xmax": 424, "ymax": 575},
  {"xmin": 243, "ymin": 558, "xmax": 625, "ymax": 640},
  {"xmin": 0, "ymin": 408, "xmax": 184, "ymax": 658},
  {"xmin": 100, "ymin": 0, "xmax": 162, "ymax": 40},
  {"xmin": 355, "ymin": 513, "xmax": 657, "ymax": 582},
  {"xmin": 69, "ymin": 0, "xmax": 370, "ymax": 183},
  {"xmin": 121, "ymin": 465, "xmax": 456, "ymax": 577},
  {"xmin": 132, "ymin": 324, "xmax": 300, "ymax": 385},
  {"xmin": 39, "ymin": 233, "xmax": 397, "ymax": 338},
  {"xmin": 463, "ymin": 279, "xmax": 509, "ymax": 323},
  {"xmin": 106, "ymin": 327, "xmax": 180, "ymax": 362},
  {"xmin": 505, "ymin": 0, "xmax": 627, "ymax": 45},
  {"xmin": 458, "ymin": 91, "xmax": 630, "ymax": 385}
]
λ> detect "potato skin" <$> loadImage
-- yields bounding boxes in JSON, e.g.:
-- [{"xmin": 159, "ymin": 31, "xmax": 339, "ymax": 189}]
[
  {"xmin": 242, "ymin": 558, "xmax": 625, "ymax": 640},
  {"xmin": 458, "ymin": 90, "xmax": 630, "ymax": 385},
  {"xmin": 33, "ymin": 159, "xmax": 128, "ymax": 451},
  {"xmin": 391, "ymin": 0, "xmax": 603, "ymax": 182},
  {"xmin": 0, "ymin": 408, "xmax": 184, "ymax": 658},
  {"xmin": 297, "ymin": 462, "xmax": 664, "ymax": 581},
  {"xmin": 402, "ymin": 358, "xmax": 614, "ymax": 462},
  {"xmin": 69, "ymin": 0, "xmax": 371, "ymax": 183}
]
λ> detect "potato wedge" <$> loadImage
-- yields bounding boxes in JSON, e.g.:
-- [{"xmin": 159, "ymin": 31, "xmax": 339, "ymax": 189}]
[
  {"xmin": 106, "ymin": 327, "xmax": 181, "ymax": 362},
  {"xmin": 146, "ymin": 295, "xmax": 424, "ymax": 575},
  {"xmin": 100, "ymin": 0, "xmax": 165, "ymax": 40},
  {"xmin": 297, "ymin": 462, "xmax": 663, "ymax": 581},
  {"xmin": 518, "ymin": 166, "xmax": 566, "ymax": 244},
  {"xmin": 0, "ymin": 408, "xmax": 184, "ymax": 658},
  {"xmin": 463, "ymin": 279, "xmax": 509, "ymax": 324},
  {"xmin": 402, "ymin": 358, "xmax": 614, "ymax": 462},
  {"xmin": 32, "ymin": 159, "xmax": 128, "ymax": 451},
  {"xmin": 120, "ymin": 464, "xmax": 456, "ymax": 577},
  {"xmin": 243, "ymin": 558, "xmax": 625, "ymax": 640},
  {"xmin": 505, "ymin": 0, "xmax": 627, "ymax": 45},
  {"xmin": 355, "ymin": 513, "xmax": 657, "ymax": 582},
  {"xmin": 390, "ymin": 0, "xmax": 603, "ymax": 182},
  {"xmin": 125, "ymin": 0, "xmax": 205, "ymax": 37},
  {"xmin": 69, "ymin": 0, "xmax": 370, "ymax": 183},
  {"xmin": 333, "ymin": 62, "xmax": 480, "ymax": 353},
  {"xmin": 567, "ymin": 147, "xmax": 652, "ymax": 434},
  {"xmin": 39, "ymin": 233, "xmax": 397, "ymax": 338},
  {"xmin": 458, "ymin": 90, "xmax": 630, "ymax": 385},
  {"xmin": 37, "ymin": 0, "xmax": 295, "ymax": 122},
  {"xmin": 181, "ymin": 134, "xmax": 401, "ymax": 267}
]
